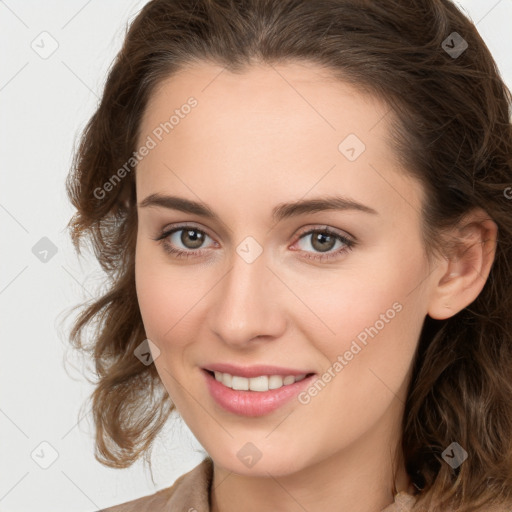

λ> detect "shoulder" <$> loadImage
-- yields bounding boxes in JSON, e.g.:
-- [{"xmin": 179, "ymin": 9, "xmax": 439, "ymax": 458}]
[
  {"xmin": 98, "ymin": 456, "xmax": 213, "ymax": 512},
  {"xmin": 380, "ymin": 491, "xmax": 417, "ymax": 512},
  {"xmin": 380, "ymin": 491, "xmax": 512, "ymax": 512},
  {"xmin": 472, "ymin": 499, "xmax": 512, "ymax": 512}
]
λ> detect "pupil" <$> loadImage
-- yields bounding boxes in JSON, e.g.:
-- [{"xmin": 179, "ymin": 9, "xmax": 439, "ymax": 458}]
[
  {"xmin": 313, "ymin": 232, "xmax": 334, "ymax": 252},
  {"xmin": 183, "ymin": 229, "xmax": 204, "ymax": 248}
]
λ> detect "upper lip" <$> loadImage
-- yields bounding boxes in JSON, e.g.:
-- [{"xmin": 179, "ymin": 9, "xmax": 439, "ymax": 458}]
[{"xmin": 203, "ymin": 363, "xmax": 315, "ymax": 378}]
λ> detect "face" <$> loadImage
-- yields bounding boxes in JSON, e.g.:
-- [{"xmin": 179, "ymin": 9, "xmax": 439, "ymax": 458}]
[{"xmin": 134, "ymin": 61, "xmax": 436, "ymax": 477}]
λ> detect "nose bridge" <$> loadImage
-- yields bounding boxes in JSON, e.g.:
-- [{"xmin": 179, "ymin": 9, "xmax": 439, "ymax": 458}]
[{"xmin": 209, "ymin": 239, "xmax": 283, "ymax": 345}]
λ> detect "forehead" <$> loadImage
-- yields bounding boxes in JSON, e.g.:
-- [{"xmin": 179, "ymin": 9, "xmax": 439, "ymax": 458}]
[
  {"xmin": 141, "ymin": 61, "xmax": 389, "ymax": 140},
  {"xmin": 136, "ymin": 61, "xmax": 422, "ymax": 221}
]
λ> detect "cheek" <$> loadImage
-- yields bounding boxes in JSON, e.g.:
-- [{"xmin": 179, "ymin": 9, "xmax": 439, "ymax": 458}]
[
  {"xmin": 135, "ymin": 269, "xmax": 198, "ymax": 347},
  {"xmin": 135, "ymin": 240, "xmax": 188, "ymax": 346},
  {"xmin": 135, "ymin": 247, "xmax": 195, "ymax": 403},
  {"xmin": 135, "ymin": 240, "xmax": 220, "ymax": 380},
  {"xmin": 298, "ymin": 270, "xmax": 425, "ymax": 443},
  {"xmin": 301, "ymin": 240, "xmax": 428, "ymax": 368}
]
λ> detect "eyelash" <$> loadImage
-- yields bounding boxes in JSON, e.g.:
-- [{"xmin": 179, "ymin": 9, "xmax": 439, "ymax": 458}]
[{"xmin": 152, "ymin": 223, "xmax": 356, "ymax": 262}]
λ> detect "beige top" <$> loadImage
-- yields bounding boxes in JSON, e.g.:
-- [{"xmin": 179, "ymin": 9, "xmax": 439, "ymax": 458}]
[{"xmin": 100, "ymin": 457, "xmax": 418, "ymax": 512}]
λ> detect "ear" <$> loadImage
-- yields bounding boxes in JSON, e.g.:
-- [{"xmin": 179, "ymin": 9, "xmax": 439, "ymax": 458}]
[{"xmin": 427, "ymin": 208, "xmax": 498, "ymax": 320}]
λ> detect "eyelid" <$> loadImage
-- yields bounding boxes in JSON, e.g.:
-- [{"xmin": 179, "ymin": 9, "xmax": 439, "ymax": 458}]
[
  {"xmin": 292, "ymin": 224, "xmax": 356, "ymax": 244},
  {"xmin": 154, "ymin": 222, "xmax": 216, "ymax": 242},
  {"xmin": 153, "ymin": 222, "xmax": 356, "ymax": 262},
  {"xmin": 154, "ymin": 222, "xmax": 355, "ymax": 246}
]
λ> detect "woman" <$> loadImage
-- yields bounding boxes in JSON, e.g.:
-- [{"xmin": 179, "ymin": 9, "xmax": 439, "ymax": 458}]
[{"xmin": 65, "ymin": 0, "xmax": 512, "ymax": 510}]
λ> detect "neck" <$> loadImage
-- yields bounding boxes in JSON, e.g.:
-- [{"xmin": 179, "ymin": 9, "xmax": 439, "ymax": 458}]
[{"xmin": 210, "ymin": 400, "xmax": 412, "ymax": 512}]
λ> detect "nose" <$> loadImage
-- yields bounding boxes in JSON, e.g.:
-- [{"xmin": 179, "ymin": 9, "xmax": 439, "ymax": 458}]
[{"xmin": 207, "ymin": 247, "xmax": 286, "ymax": 348}]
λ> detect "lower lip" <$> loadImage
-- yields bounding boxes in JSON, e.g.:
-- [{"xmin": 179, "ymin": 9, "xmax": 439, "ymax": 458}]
[{"xmin": 202, "ymin": 370, "xmax": 316, "ymax": 417}]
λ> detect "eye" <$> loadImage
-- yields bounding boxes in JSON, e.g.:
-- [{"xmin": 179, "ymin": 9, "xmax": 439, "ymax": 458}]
[
  {"xmin": 152, "ymin": 224, "xmax": 216, "ymax": 259},
  {"xmin": 292, "ymin": 226, "xmax": 355, "ymax": 262},
  {"xmin": 152, "ymin": 223, "xmax": 355, "ymax": 262}
]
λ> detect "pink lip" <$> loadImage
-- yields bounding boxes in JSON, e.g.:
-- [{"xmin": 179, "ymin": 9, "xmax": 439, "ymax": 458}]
[
  {"xmin": 202, "ymin": 369, "xmax": 317, "ymax": 417},
  {"xmin": 203, "ymin": 362, "xmax": 314, "ymax": 378}
]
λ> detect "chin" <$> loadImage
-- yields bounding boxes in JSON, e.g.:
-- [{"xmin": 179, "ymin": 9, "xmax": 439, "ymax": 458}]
[{"xmin": 208, "ymin": 444, "xmax": 308, "ymax": 477}]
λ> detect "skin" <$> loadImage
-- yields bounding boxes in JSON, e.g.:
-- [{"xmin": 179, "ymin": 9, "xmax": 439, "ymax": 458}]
[{"xmin": 134, "ymin": 61, "xmax": 497, "ymax": 512}]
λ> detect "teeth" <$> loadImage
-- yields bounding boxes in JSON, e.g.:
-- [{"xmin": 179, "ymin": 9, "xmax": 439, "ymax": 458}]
[
  {"xmin": 269, "ymin": 375, "xmax": 283, "ymax": 389},
  {"xmin": 232, "ymin": 375, "xmax": 249, "ymax": 390},
  {"xmin": 249, "ymin": 375, "xmax": 268, "ymax": 392},
  {"xmin": 213, "ymin": 371, "xmax": 307, "ymax": 392},
  {"xmin": 221, "ymin": 373, "xmax": 232, "ymax": 387}
]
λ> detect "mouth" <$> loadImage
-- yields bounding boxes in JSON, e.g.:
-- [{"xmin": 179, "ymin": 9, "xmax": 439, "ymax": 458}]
[
  {"xmin": 203, "ymin": 369, "xmax": 316, "ymax": 392},
  {"xmin": 202, "ymin": 368, "xmax": 318, "ymax": 417}
]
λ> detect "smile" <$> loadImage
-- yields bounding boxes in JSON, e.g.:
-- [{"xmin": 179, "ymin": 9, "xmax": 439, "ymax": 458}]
[
  {"xmin": 202, "ymin": 369, "xmax": 317, "ymax": 416},
  {"xmin": 211, "ymin": 371, "xmax": 309, "ymax": 392}
]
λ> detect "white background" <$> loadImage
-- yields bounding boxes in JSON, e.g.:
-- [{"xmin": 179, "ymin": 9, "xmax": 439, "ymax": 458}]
[{"xmin": 1, "ymin": 1, "xmax": 511, "ymax": 511}]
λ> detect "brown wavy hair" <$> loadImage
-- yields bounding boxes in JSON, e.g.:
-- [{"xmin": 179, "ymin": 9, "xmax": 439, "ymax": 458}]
[{"xmin": 63, "ymin": 0, "xmax": 512, "ymax": 510}]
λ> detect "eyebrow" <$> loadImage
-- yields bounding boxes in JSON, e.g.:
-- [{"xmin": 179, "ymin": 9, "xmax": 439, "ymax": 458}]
[{"xmin": 138, "ymin": 193, "xmax": 378, "ymax": 222}]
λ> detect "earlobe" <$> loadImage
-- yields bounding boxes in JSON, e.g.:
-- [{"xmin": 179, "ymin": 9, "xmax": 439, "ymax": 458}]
[{"xmin": 427, "ymin": 210, "xmax": 498, "ymax": 320}]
